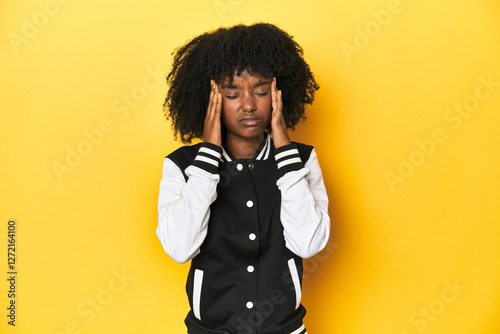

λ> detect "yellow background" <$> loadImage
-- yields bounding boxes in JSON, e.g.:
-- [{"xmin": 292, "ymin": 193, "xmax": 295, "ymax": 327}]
[{"xmin": 1, "ymin": 0, "xmax": 499, "ymax": 333}]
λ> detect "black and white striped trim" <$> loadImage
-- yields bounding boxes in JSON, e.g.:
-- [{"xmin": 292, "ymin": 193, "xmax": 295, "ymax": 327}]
[
  {"xmin": 274, "ymin": 144, "xmax": 303, "ymax": 178},
  {"xmin": 255, "ymin": 134, "xmax": 272, "ymax": 160},
  {"xmin": 221, "ymin": 147, "xmax": 233, "ymax": 162},
  {"xmin": 193, "ymin": 142, "xmax": 223, "ymax": 174},
  {"xmin": 188, "ymin": 324, "xmax": 306, "ymax": 334},
  {"xmin": 290, "ymin": 324, "xmax": 308, "ymax": 334}
]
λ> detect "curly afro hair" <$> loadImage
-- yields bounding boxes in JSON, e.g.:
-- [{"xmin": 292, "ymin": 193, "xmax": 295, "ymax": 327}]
[{"xmin": 163, "ymin": 22, "xmax": 319, "ymax": 143}]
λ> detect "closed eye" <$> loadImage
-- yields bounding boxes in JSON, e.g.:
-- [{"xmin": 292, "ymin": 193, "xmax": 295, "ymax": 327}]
[{"xmin": 255, "ymin": 90, "xmax": 270, "ymax": 96}]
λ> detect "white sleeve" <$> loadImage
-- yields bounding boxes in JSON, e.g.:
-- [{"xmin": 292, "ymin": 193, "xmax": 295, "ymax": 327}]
[
  {"xmin": 276, "ymin": 147, "xmax": 330, "ymax": 259},
  {"xmin": 156, "ymin": 145, "xmax": 221, "ymax": 263}
]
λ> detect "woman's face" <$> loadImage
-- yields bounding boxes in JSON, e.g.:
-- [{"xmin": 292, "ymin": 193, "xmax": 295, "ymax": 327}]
[{"xmin": 219, "ymin": 70, "xmax": 273, "ymax": 142}]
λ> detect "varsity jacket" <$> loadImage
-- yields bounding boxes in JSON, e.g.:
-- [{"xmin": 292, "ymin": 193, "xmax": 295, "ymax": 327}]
[{"xmin": 157, "ymin": 134, "xmax": 330, "ymax": 334}]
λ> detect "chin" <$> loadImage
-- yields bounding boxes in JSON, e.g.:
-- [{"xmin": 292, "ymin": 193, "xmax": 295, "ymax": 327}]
[{"xmin": 234, "ymin": 128, "xmax": 266, "ymax": 140}]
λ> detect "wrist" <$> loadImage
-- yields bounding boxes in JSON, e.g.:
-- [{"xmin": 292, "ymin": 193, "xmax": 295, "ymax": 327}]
[
  {"xmin": 203, "ymin": 138, "xmax": 222, "ymax": 147},
  {"xmin": 273, "ymin": 137, "xmax": 291, "ymax": 149},
  {"xmin": 271, "ymin": 130, "xmax": 291, "ymax": 149}
]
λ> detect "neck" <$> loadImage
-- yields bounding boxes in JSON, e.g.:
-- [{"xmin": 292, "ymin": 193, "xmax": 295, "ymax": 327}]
[{"xmin": 225, "ymin": 133, "xmax": 265, "ymax": 160}]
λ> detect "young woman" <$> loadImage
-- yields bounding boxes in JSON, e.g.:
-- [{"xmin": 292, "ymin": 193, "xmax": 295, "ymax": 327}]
[{"xmin": 157, "ymin": 22, "xmax": 330, "ymax": 334}]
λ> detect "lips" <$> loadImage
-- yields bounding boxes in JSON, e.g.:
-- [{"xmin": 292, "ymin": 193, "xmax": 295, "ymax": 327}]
[{"xmin": 239, "ymin": 117, "xmax": 260, "ymax": 126}]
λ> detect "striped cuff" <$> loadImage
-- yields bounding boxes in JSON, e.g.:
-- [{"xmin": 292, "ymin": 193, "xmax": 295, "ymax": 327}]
[
  {"xmin": 274, "ymin": 144, "xmax": 303, "ymax": 178},
  {"xmin": 193, "ymin": 143, "xmax": 222, "ymax": 174}
]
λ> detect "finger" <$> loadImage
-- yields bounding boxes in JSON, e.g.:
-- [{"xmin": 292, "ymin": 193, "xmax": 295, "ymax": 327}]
[
  {"xmin": 208, "ymin": 84, "xmax": 221, "ymax": 129},
  {"xmin": 272, "ymin": 77, "xmax": 283, "ymax": 117},
  {"xmin": 277, "ymin": 89, "xmax": 283, "ymax": 118},
  {"xmin": 206, "ymin": 80, "xmax": 214, "ymax": 115},
  {"xmin": 271, "ymin": 77, "xmax": 278, "ymax": 114},
  {"xmin": 209, "ymin": 84, "xmax": 220, "ymax": 123},
  {"xmin": 206, "ymin": 80, "xmax": 217, "ymax": 121},
  {"xmin": 214, "ymin": 84, "xmax": 222, "ymax": 118}
]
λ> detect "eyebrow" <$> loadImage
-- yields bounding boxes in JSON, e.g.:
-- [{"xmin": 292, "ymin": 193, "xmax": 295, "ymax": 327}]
[{"xmin": 221, "ymin": 80, "xmax": 272, "ymax": 89}]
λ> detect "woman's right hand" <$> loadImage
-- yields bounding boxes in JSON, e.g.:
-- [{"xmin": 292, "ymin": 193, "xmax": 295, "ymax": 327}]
[{"xmin": 203, "ymin": 80, "xmax": 222, "ymax": 147}]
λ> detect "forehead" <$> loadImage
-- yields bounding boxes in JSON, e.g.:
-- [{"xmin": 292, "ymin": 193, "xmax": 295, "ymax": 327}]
[{"xmin": 221, "ymin": 70, "xmax": 272, "ymax": 87}]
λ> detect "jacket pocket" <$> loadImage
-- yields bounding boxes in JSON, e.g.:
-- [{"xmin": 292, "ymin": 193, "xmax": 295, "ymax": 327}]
[
  {"xmin": 287, "ymin": 259, "xmax": 302, "ymax": 309},
  {"xmin": 193, "ymin": 269, "xmax": 204, "ymax": 320}
]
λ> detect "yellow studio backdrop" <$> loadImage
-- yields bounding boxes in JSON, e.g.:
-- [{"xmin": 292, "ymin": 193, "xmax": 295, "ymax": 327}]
[{"xmin": 1, "ymin": 0, "xmax": 499, "ymax": 333}]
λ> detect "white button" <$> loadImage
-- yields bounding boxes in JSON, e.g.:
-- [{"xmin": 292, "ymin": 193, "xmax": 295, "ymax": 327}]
[
  {"xmin": 249, "ymin": 233, "xmax": 256, "ymax": 240},
  {"xmin": 247, "ymin": 265, "xmax": 254, "ymax": 273},
  {"xmin": 246, "ymin": 200, "xmax": 253, "ymax": 208},
  {"xmin": 237, "ymin": 163, "xmax": 243, "ymax": 171},
  {"xmin": 246, "ymin": 301, "xmax": 254, "ymax": 309}
]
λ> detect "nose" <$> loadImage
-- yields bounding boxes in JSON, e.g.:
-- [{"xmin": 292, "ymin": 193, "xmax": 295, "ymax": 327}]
[{"xmin": 241, "ymin": 93, "xmax": 257, "ymax": 113}]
